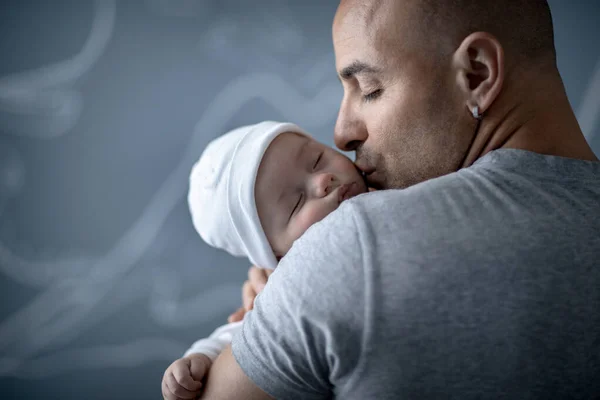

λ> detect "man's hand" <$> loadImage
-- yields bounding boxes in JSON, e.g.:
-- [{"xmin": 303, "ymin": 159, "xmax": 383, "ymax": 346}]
[
  {"xmin": 227, "ymin": 266, "xmax": 274, "ymax": 323},
  {"xmin": 162, "ymin": 353, "xmax": 212, "ymax": 400}
]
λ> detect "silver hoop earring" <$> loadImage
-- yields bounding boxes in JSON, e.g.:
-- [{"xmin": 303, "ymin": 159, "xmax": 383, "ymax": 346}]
[{"xmin": 472, "ymin": 105, "xmax": 482, "ymax": 120}]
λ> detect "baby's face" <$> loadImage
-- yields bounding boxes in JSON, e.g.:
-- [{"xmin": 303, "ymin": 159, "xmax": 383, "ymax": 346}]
[{"xmin": 255, "ymin": 132, "xmax": 367, "ymax": 258}]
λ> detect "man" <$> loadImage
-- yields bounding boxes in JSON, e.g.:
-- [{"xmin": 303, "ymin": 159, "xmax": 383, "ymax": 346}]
[{"xmin": 198, "ymin": 0, "xmax": 600, "ymax": 398}]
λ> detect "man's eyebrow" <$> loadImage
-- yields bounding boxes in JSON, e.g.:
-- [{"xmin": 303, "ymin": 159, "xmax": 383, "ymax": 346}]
[{"xmin": 338, "ymin": 60, "xmax": 381, "ymax": 81}]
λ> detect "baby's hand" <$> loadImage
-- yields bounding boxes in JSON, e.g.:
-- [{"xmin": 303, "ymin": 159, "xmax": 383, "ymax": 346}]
[
  {"xmin": 228, "ymin": 266, "xmax": 274, "ymax": 323},
  {"xmin": 162, "ymin": 353, "xmax": 212, "ymax": 400}
]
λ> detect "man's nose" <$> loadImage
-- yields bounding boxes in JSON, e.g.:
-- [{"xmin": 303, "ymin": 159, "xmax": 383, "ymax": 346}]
[
  {"xmin": 310, "ymin": 172, "xmax": 335, "ymax": 198},
  {"xmin": 334, "ymin": 102, "xmax": 368, "ymax": 152}
]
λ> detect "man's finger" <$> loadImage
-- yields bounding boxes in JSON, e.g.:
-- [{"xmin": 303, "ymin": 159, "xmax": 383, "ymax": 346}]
[
  {"xmin": 165, "ymin": 372, "xmax": 197, "ymax": 399},
  {"xmin": 242, "ymin": 281, "xmax": 256, "ymax": 311},
  {"xmin": 228, "ymin": 307, "xmax": 246, "ymax": 323},
  {"xmin": 248, "ymin": 266, "xmax": 269, "ymax": 293},
  {"xmin": 173, "ymin": 360, "xmax": 202, "ymax": 392}
]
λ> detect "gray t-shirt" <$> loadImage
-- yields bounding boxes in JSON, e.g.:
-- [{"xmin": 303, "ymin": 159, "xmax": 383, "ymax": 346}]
[{"xmin": 232, "ymin": 149, "xmax": 600, "ymax": 400}]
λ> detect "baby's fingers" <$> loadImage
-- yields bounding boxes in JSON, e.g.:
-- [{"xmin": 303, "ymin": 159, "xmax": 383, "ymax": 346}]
[
  {"xmin": 248, "ymin": 266, "xmax": 269, "ymax": 293},
  {"xmin": 173, "ymin": 360, "xmax": 203, "ymax": 392},
  {"xmin": 162, "ymin": 376, "xmax": 187, "ymax": 400},
  {"xmin": 228, "ymin": 306, "xmax": 245, "ymax": 323},
  {"xmin": 162, "ymin": 378, "xmax": 174, "ymax": 400},
  {"xmin": 165, "ymin": 371, "xmax": 199, "ymax": 399},
  {"xmin": 242, "ymin": 281, "xmax": 257, "ymax": 311}
]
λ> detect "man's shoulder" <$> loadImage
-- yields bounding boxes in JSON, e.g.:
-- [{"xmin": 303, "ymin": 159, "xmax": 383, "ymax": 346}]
[
  {"xmin": 348, "ymin": 171, "xmax": 472, "ymax": 225},
  {"xmin": 293, "ymin": 172, "xmax": 472, "ymax": 254}
]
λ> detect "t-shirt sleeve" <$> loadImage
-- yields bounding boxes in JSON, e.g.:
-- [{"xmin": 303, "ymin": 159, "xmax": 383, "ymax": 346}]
[{"xmin": 231, "ymin": 202, "xmax": 366, "ymax": 400}]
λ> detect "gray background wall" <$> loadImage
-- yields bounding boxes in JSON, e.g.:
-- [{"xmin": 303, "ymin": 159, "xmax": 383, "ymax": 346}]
[{"xmin": 0, "ymin": 1, "xmax": 598, "ymax": 399}]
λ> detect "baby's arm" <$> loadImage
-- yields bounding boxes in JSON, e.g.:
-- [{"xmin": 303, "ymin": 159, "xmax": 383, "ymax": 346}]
[{"xmin": 162, "ymin": 321, "xmax": 244, "ymax": 399}]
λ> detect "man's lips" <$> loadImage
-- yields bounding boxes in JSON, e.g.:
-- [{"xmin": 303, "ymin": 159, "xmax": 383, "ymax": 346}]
[
  {"xmin": 355, "ymin": 162, "xmax": 375, "ymax": 180},
  {"xmin": 354, "ymin": 162, "xmax": 380, "ymax": 189},
  {"xmin": 354, "ymin": 159, "xmax": 375, "ymax": 174}
]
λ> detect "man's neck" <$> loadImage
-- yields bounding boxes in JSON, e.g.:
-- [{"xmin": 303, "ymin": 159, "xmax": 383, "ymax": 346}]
[{"xmin": 461, "ymin": 77, "xmax": 599, "ymax": 168}]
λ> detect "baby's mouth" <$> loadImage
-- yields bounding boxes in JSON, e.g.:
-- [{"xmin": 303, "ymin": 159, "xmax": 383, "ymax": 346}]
[{"xmin": 337, "ymin": 182, "xmax": 356, "ymax": 203}]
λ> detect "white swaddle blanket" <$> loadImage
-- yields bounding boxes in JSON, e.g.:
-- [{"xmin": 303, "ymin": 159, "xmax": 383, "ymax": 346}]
[{"xmin": 183, "ymin": 320, "xmax": 243, "ymax": 361}]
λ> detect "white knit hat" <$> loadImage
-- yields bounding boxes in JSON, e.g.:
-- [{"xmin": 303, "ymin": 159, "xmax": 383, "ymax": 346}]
[{"xmin": 188, "ymin": 121, "xmax": 310, "ymax": 270}]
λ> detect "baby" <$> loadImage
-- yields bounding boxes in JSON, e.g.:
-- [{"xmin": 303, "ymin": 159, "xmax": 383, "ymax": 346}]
[{"xmin": 161, "ymin": 121, "xmax": 367, "ymax": 400}]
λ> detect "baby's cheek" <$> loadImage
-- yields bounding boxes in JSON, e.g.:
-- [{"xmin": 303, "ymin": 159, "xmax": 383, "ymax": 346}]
[
  {"xmin": 291, "ymin": 213, "xmax": 317, "ymax": 240},
  {"xmin": 332, "ymin": 155, "xmax": 358, "ymax": 178},
  {"xmin": 292, "ymin": 206, "xmax": 331, "ymax": 240}
]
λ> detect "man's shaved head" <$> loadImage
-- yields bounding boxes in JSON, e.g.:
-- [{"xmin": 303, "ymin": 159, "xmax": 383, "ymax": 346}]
[
  {"xmin": 333, "ymin": 0, "xmax": 561, "ymax": 189},
  {"xmin": 414, "ymin": 0, "xmax": 555, "ymax": 67},
  {"xmin": 338, "ymin": 0, "xmax": 555, "ymax": 68}
]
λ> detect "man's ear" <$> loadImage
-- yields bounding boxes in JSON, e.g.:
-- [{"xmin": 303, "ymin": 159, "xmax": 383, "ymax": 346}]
[{"xmin": 452, "ymin": 31, "xmax": 504, "ymax": 115}]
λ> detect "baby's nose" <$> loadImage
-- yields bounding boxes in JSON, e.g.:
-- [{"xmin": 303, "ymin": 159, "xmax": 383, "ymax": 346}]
[{"xmin": 311, "ymin": 172, "xmax": 335, "ymax": 198}]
